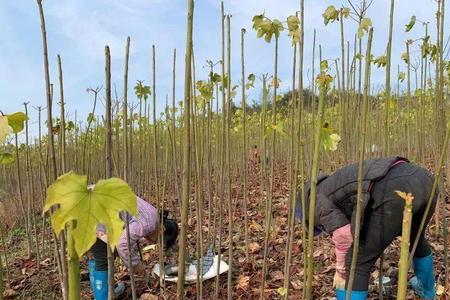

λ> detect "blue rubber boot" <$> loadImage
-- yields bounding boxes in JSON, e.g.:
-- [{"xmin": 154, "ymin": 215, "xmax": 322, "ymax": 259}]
[
  {"xmin": 91, "ymin": 269, "xmax": 108, "ymax": 300},
  {"xmin": 88, "ymin": 259, "xmax": 126, "ymax": 300},
  {"xmin": 88, "ymin": 259, "xmax": 96, "ymax": 293},
  {"xmin": 336, "ymin": 289, "xmax": 368, "ymax": 300},
  {"xmin": 409, "ymin": 254, "xmax": 435, "ymax": 299}
]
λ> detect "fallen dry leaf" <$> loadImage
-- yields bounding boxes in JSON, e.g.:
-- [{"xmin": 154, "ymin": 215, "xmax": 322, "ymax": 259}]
[
  {"xmin": 249, "ymin": 242, "xmax": 261, "ymax": 253},
  {"xmin": 139, "ymin": 292, "xmax": 159, "ymax": 300},
  {"xmin": 236, "ymin": 275, "xmax": 250, "ymax": 290},
  {"xmin": 270, "ymin": 270, "xmax": 284, "ymax": 281}
]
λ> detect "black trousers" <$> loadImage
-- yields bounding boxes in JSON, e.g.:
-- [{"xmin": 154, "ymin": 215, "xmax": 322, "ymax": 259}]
[
  {"xmin": 91, "ymin": 238, "xmax": 118, "ymax": 271},
  {"xmin": 345, "ymin": 162, "xmax": 437, "ymax": 291}
]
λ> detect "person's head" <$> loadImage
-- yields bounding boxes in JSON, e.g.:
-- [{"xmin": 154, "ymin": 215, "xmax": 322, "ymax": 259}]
[
  {"xmin": 162, "ymin": 217, "xmax": 179, "ymax": 250},
  {"xmin": 145, "ymin": 210, "xmax": 179, "ymax": 249}
]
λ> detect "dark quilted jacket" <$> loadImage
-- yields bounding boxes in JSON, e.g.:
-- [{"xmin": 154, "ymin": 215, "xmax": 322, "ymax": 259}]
[{"xmin": 297, "ymin": 156, "xmax": 409, "ymax": 234}]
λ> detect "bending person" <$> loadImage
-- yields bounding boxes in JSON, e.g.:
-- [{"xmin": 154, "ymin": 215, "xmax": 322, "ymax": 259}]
[{"xmin": 295, "ymin": 156, "xmax": 437, "ymax": 299}]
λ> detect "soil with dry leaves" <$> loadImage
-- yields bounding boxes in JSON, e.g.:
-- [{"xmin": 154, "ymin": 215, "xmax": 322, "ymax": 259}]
[{"xmin": 3, "ymin": 158, "xmax": 450, "ymax": 299}]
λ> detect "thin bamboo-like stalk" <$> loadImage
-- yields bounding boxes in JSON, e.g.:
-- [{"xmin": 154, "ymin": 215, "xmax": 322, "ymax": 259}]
[
  {"xmin": 240, "ymin": 28, "xmax": 249, "ymax": 261},
  {"xmin": 260, "ymin": 35, "xmax": 279, "ymax": 300},
  {"xmin": 104, "ymin": 45, "xmax": 115, "ymax": 300},
  {"xmin": 177, "ymin": 0, "xmax": 194, "ymax": 298},
  {"xmin": 122, "ymin": 36, "xmax": 137, "ymax": 300},
  {"xmin": 346, "ymin": 28, "xmax": 373, "ymax": 299},
  {"xmin": 396, "ymin": 192, "xmax": 413, "ymax": 299}
]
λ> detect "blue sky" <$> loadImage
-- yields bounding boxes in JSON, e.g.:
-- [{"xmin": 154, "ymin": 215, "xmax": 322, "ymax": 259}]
[{"xmin": 0, "ymin": 0, "xmax": 446, "ymax": 136}]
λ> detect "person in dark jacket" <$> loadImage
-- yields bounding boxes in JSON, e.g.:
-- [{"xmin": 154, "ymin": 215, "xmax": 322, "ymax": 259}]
[{"xmin": 295, "ymin": 157, "xmax": 438, "ymax": 300}]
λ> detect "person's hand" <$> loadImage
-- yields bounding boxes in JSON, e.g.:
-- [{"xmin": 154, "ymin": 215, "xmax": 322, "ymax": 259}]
[{"xmin": 333, "ymin": 272, "xmax": 346, "ymax": 289}]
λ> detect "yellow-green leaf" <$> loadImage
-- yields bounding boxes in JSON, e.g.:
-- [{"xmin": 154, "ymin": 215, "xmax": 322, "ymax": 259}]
[
  {"xmin": 323, "ymin": 5, "xmax": 339, "ymax": 25},
  {"xmin": 0, "ymin": 115, "xmax": 10, "ymax": 144},
  {"xmin": 287, "ymin": 15, "xmax": 300, "ymax": 31},
  {"xmin": 277, "ymin": 287, "xmax": 287, "ymax": 297},
  {"xmin": 342, "ymin": 7, "xmax": 350, "ymax": 18},
  {"xmin": 358, "ymin": 17, "xmax": 372, "ymax": 38},
  {"xmin": 43, "ymin": 172, "xmax": 137, "ymax": 256},
  {"xmin": 320, "ymin": 125, "xmax": 341, "ymax": 151},
  {"xmin": 0, "ymin": 152, "xmax": 14, "ymax": 164},
  {"xmin": 405, "ymin": 16, "xmax": 416, "ymax": 32},
  {"xmin": 373, "ymin": 55, "xmax": 387, "ymax": 68},
  {"xmin": 7, "ymin": 112, "xmax": 28, "ymax": 134}
]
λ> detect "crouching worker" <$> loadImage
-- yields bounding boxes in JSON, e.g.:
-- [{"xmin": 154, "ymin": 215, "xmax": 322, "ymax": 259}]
[
  {"xmin": 88, "ymin": 196, "xmax": 179, "ymax": 300},
  {"xmin": 295, "ymin": 156, "xmax": 438, "ymax": 299}
]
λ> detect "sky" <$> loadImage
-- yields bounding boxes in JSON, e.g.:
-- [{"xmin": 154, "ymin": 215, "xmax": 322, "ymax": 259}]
[{"xmin": 0, "ymin": 0, "xmax": 446, "ymax": 137}]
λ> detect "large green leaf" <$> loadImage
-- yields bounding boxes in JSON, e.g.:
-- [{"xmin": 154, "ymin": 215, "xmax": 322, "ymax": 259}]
[
  {"xmin": 7, "ymin": 112, "xmax": 28, "ymax": 134},
  {"xmin": 43, "ymin": 172, "xmax": 137, "ymax": 256},
  {"xmin": 0, "ymin": 116, "xmax": 10, "ymax": 144}
]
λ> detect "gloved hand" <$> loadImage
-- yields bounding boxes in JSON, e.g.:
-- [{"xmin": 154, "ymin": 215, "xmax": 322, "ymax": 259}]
[{"xmin": 332, "ymin": 224, "xmax": 353, "ymax": 278}]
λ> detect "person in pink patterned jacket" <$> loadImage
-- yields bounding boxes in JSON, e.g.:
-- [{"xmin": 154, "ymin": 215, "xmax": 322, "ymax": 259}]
[{"xmin": 88, "ymin": 197, "xmax": 178, "ymax": 299}]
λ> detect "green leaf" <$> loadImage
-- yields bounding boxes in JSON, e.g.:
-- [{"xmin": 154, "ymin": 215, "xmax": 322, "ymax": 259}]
[
  {"xmin": 196, "ymin": 80, "xmax": 214, "ymax": 101},
  {"xmin": 323, "ymin": 5, "xmax": 339, "ymax": 25},
  {"xmin": 342, "ymin": 7, "xmax": 351, "ymax": 18},
  {"xmin": 0, "ymin": 115, "xmax": 10, "ymax": 144},
  {"xmin": 320, "ymin": 60, "xmax": 329, "ymax": 72},
  {"xmin": 401, "ymin": 52, "xmax": 409, "ymax": 64},
  {"xmin": 134, "ymin": 80, "xmax": 151, "ymax": 102},
  {"xmin": 398, "ymin": 72, "xmax": 405, "ymax": 82},
  {"xmin": 7, "ymin": 112, "xmax": 28, "ymax": 134},
  {"xmin": 209, "ymin": 72, "xmax": 222, "ymax": 84},
  {"xmin": 287, "ymin": 15, "xmax": 300, "ymax": 31},
  {"xmin": 0, "ymin": 152, "xmax": 14, "ymax": 164},
  {"xmin": 252, "ymin": 14, "xmax": 265, "ymax": 30},
  {"xmin": 277, "ymin": 287, "xmax": 287, "ymax": 297},
  {"xmin": 43, "ymin": 172, "xmax": 138, "ymax": 256},
  {"xmin": 373, "ymin": 55, "xmax": 387, "ymax": 68},
  {"xmin": 405, "ymin": 16, "xmax": 416, "ymax": 32},
  {"xmin": 358, "ymin": 17, "xmax": 372, "ymax": 38},
  {"xmin": 320, "ymin": 125, "xmax": 341, "ymax": 151}
]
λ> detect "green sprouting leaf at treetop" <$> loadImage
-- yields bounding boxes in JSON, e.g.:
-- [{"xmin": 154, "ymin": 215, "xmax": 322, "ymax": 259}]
[
  {"xmin": 287, "ymin": 15, "xmax": 301, "ymax": 45},
  {"xmin": 0, "ymin": 115, "xmax": 10, "ymax": 144},
  {"xmin": 0, "ymin": 152, "xmax": 14, "ymax": 165},
  {"xmin": 209, "ymin": 72, "xmax": 222, "ymax": 84},
  {"xmin": 401, "ymin": 52, "xmax": 409, "ymax": 64},
  {"xmin": 43, "ymin": 171, "xmax": 138, "ymax": 256},
  {"xmin": 7, "ymin": 112, "xmax": 28, "ymax": 134},
  {"xmin": 342, "ymin": 7, "xmax": 351, "ymax": 18},
  {"xmin": 134, "ymin": 80, "xmax": 151, "ymax": 101},
  {"xmin": 398, "ymin": 72, "xmax": 406, "ymax": 82},
  {"xmin": 323, "ymin": 5, "xmax": 339, "ymax": 25},
  {"xmin": 287, "ymin": 15, "xmax": 300, "ymax": 31},
  {"xmin": 358, "ymin": 17, "xmax": 372, "ymax": 38},
  {"xmin": 373, "ymin": 55, "xmax": 388, "ymax": 68},
  {"xmin": 252, "ymin": 14, "xmax": 265, "ymax": 30},
  {"xmin": 405, "ymin": 16, "xmax": 416, "ymax": 32},
  {"xmin": 246, "ymin": 73, "xmax": 256, "ymax": 90},
  {"xmin": 320, "ymin": 60, "xmax": 329, "ymax": 72},
  {"xmin": 196, "ymin": 80, "xmax": 214, "ymax": 101},
  {"xmin": 252, "ymin": 14, "xmax": 284, "ymax": 43}
]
